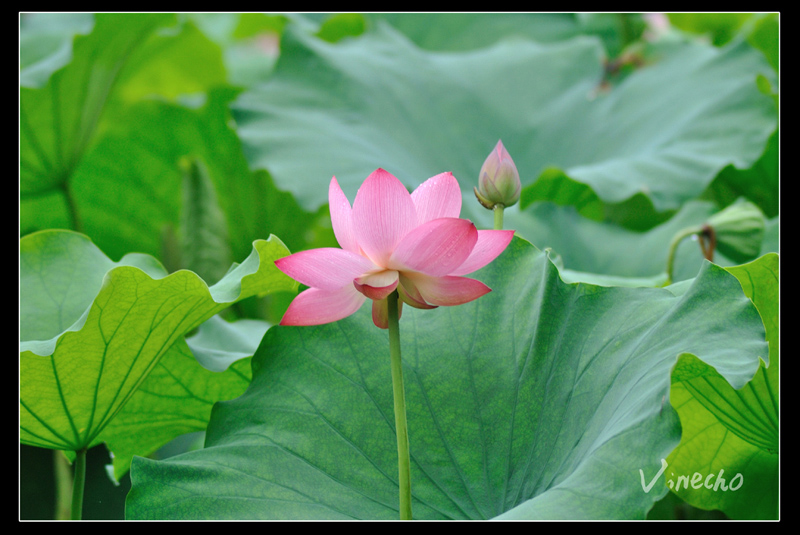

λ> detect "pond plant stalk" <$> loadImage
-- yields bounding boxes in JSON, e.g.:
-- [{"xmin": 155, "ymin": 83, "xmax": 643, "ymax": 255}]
[
  {"xmin": 387, "ymin": 290, "xmax": 412, "ymax": 519},
  {"xmin": 493, "ymin": 204, "xmax": 505, "ymax": 230},
  {"xmin": 71, "ymin": 448, "xmax": 87, "ymax": 520},
  {"xmin": 664, "ymin": 224, "xmax": 703, "ymax": 286}
]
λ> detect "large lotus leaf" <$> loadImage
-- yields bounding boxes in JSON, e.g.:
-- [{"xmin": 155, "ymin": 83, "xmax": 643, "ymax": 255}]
[
  {"xmin": 126, "ymin": 237, "xmax": 766, "ymax": 520},
  {"xmin": 20, "ymin": 13, "xmax": 225, "ymax": 198},
  {"xmin": 232, "ymin": 22, "xmax": 775, "ymax": 220},
  {"xmin": 665, "ymin": 253, "xmax": 778, "ymax": 519},
  {"xmin": 100, "ymin": 314, "xmax": 267, "ymax": 480},
  {"xmin": 354, "ymin": 13, "xmax": 646, "ymax": 56},
  {"xmin": 19, "ymin": 230, "xmax": 296, "ymax": 455}
]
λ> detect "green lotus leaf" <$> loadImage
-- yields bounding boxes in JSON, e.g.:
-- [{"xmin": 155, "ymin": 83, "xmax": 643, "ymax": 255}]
[
  {"xmin": 95, "ymin": 314, "xmax": 267, "ymax": 480},
  {"xmin": 20, "ymin": 13, "xmax": 224, "ymax": 198},
  {"xmin": 100, "ymin": 332, "xmax": 254, "ymax": 480},
  {"xmin": 20, "ymin": 229, "xmax": 296, "ymax": 455},
  {"xmin": 666, "ymin": 253, "xmax": 778, "ymax": 519},
  {"xmin": 366, "ymin": 13, "xmax": 645, "ymax": 56},
  {"xmin": 233, "ymin": 22, "xmax": 775, "ymax": 221},
  {"xmin": 126, "ymin": 237, "xmax": 767, "ymax": 520}
]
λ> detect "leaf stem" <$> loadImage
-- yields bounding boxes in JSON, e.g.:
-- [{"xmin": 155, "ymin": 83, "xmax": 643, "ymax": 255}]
[
  {"xmin": 61, "ymin": 181, "xmax": 83, "ymax": 232},
  {"xmin": 387, "ymin": 290, "xmax": 412, "ymax": 520},
  {"xmin": 54, "ymin": 451, "xmax": 73, "ymax": 520},
  {"xmin": 665, "ymin": 225, "xmax": 702, "ymax": 285},
  {"xmin": 71, "ymin": 448, "xmax": 87, "ymax": 520},
  {"xmin": 493, "ymin": 204, "xmax": 505, "ymax": 230}
]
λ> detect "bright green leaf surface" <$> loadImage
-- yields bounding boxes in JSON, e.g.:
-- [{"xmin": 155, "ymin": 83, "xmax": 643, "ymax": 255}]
[
  {"xmin": 126, "ymin": 237, "xmax": 767, "ymax": 520},
  {"xmin": 111, "ymin": 18, "xmax": 225, "ymax": 105},
  {"xmin": 233, "ymin": 23, "xmax": 775, "ymax": 218},
  {"xmin": 668, "ymin": 13, "xmax": 754, "ymax": 46},
  {"xmin": 97, "ymin": 315, "xmax": 266, "ymax": 479},
  {"xmin": 316, "ymin": 13, "xmax": 367, "ymax": 43},
  {"xmin": 19, "ymin": 230, "xmax": 296, "ymax": 455},
  {"xmin": 100, "ymin": 337, "xmax": 252, "ymax": 480},
  {"xmin": 666, "ymin": 253, "xmax": 778, "ymax": 519},
  {"xmin": 20, "ymin": 14, "xmax": 174, "ymax": 197},
  {"xmin": 747, "ymin": 14, "xmax": 779, "ymax": 72},
  {"xmin": 86, "ymin": 315, "xmax": 266, "ymax": 480},
  {"xmin": 178, "ymin": 158, "xmax": 233, "ymax": 285},
  {"xmin": 20, "ymin": 13, "xmax": 230, "ymax": 253}
]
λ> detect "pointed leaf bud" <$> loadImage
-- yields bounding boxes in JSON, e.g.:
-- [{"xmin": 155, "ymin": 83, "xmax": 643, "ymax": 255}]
[{"xmin": 475, "ymin": 140, "xmax": 521, "ymax": 209}]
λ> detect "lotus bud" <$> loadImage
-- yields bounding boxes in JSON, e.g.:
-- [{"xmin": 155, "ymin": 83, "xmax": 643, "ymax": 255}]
[
  {"xmin": 474, "ymin": 140, "xmax": 521, "ymax": 210},
  {"xmin": 705, "ymin": 200, "xmax": 766, "ymax": 263}
]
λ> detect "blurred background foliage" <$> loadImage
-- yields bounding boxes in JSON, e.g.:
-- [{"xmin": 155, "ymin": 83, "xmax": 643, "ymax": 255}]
[{"xmin": 19, "ymin": 12, "xmax": 778, "ymax": 519}]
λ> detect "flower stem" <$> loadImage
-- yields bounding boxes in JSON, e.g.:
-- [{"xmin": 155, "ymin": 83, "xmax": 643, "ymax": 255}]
[
  {"xmin": 387, "ymin": 290, "xmax": 412, "ymax": 520},
  {"xmin": 71, "ymin": 448, "xmax": 87, "ymax": 520},
  {"xmin": 493, "ymin": 204, "xmax": 505, "ymax": 230}
]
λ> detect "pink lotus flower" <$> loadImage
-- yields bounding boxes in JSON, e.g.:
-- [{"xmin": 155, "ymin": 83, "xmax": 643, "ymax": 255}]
[{"xmin": 275, "ymin": 168, "xmax": 515, "ymax": 329}]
